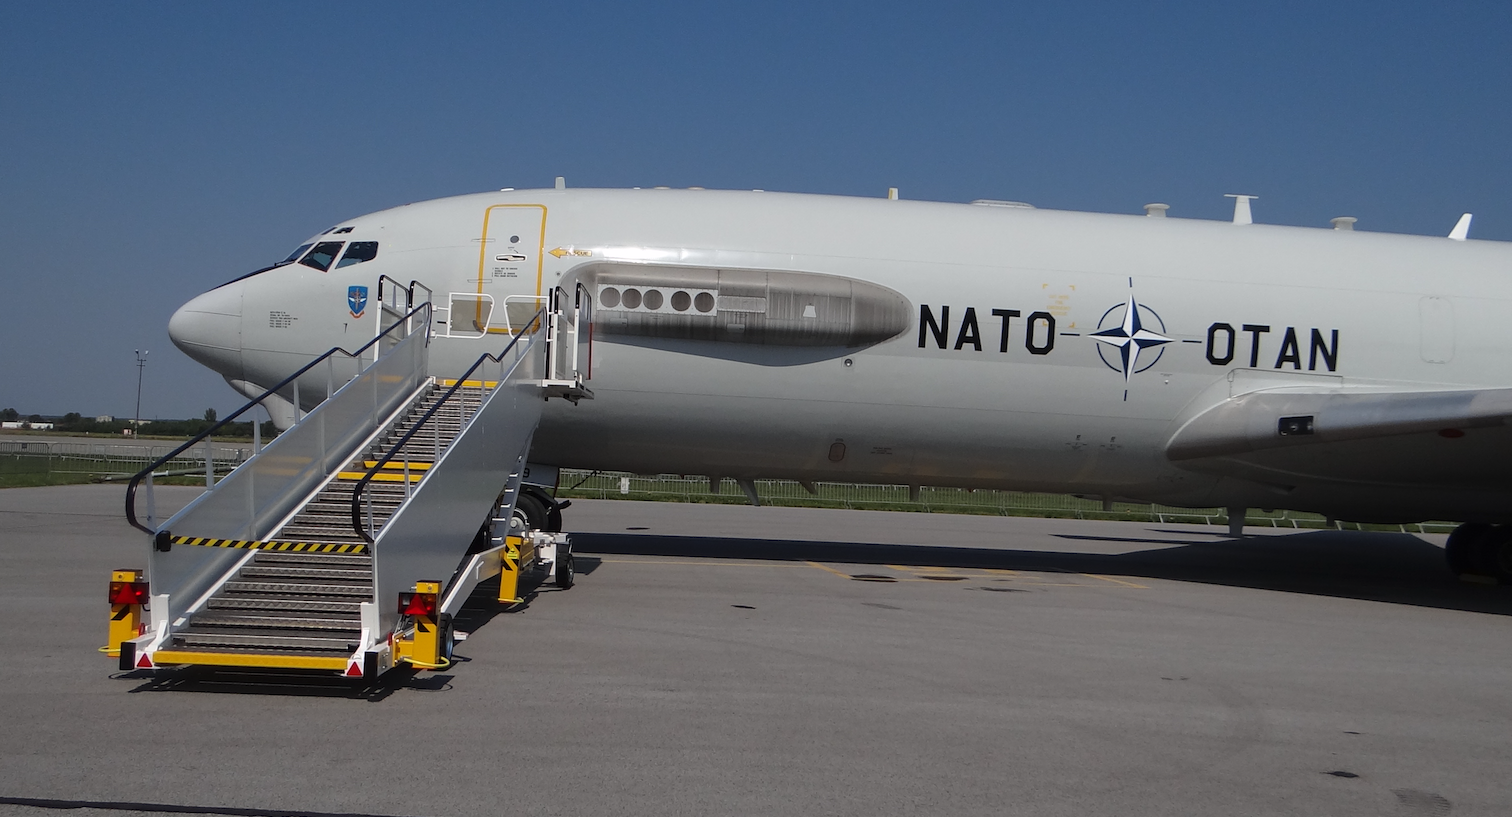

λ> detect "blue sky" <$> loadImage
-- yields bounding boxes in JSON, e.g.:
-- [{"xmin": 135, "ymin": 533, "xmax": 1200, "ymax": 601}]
[{"xmin": 3, "ymin": 1, "xmax": 1509, "ymax": 418}]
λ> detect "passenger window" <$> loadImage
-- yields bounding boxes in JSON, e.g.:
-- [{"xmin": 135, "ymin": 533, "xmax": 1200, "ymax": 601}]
[
  {"xmin": 281, "ymin": 243, "xmax": 313, "ymax": 264},
  {"xmin": 335, "ymin": 241, "xmax": 379, "ymax": 269},
  {"xmin": 299, "ymin": 241, "xmax": 345, "ymax": 272}
]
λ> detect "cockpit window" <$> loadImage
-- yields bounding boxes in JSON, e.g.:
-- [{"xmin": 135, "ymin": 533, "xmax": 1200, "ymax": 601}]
[
  {"xmin": 282, "ymin": 243, "xmax": 313, "ymax": 264},
  {"xmin": 335, "ymin": 241, "xmax": 379, "ymax": 269},
  {"xmin": 299, "ymin": 241, "xmax": 345, "ymax": 272}
]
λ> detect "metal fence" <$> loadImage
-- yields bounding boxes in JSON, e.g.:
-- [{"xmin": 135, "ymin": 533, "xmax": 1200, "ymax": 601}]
[
  {"xmin": 0, "ymin": 440, "xmax": 249, "ymax": 481},
  {"xmin": 555, "ymin": 470, "xmax": 1459, "ymax": 534}
]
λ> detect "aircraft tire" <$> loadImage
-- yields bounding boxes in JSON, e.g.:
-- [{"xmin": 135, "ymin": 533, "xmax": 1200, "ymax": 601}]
[
  {"xmin": 1486, "ymin": 526, "xmax": 1512, "ymax": 584},
  {"xmin": 1444, "ymin": 524, "xmax": 1483, "ymax": 575},
  {"xmin": 512, "ymin": 492, "xmax": 550, "ymax": 534}
]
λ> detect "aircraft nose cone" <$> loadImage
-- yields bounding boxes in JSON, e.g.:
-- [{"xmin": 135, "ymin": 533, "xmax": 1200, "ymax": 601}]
[{"xmin": 169, "ymin": 283, "xmax": 244, "ymax": 379}]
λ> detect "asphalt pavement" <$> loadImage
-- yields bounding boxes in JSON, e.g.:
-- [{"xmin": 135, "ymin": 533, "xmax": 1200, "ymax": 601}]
[{"xmin": 1, "ymin": 485, "xmax": 1508, "ymax": 817}]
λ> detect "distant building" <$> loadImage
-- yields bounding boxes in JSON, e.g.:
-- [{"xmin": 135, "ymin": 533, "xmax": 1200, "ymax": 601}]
[{"xmin": 95, "ymin": 415, "xmax": 113, "ymax": 423}]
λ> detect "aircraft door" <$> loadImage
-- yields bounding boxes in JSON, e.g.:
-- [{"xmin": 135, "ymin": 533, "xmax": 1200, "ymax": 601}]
[{"xmin": 476, "ymin": 204, "xmax": 547, "ymax": 334}]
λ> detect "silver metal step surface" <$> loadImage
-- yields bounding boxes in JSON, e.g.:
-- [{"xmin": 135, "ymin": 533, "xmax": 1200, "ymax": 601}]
[
  {"xmin": 171, "ymin": 629, "xmax": 358, "ymax": 652},
  {"xmin": 208, "ymin": 596, "xmax": 364, "ymax": 614},
  {"xmin": 189, "ymin": 612, "xmax": 359, "ymax": 630},
  {"xmin": 239, "ymin": 565, "xmax": 372, "ymax": 581},
  {"xmin": 222, "ymin": 581, "xmax": 373, "ymax": 596}
]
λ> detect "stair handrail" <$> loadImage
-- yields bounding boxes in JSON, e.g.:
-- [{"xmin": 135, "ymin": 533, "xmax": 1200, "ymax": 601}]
[
  {"xmin": 349, "ymin": 307, "xmax": 546, "ymax": 544},
  {"xmin": 125, "ymin": 301, "xmax": 433, "ymax": 534},
  {"xmin": 547, "ymin": 281, "xmax": 593, "ymax": 382}
]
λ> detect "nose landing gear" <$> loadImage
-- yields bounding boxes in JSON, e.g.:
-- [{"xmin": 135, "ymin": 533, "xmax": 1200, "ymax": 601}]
[{"xmin": 1445, "ymin": 524, "xmax": 1512, "ymax": 582}]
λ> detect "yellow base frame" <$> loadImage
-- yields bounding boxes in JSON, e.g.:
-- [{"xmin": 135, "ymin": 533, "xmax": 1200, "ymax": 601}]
[{"xmin": 150, "ymin": 650, "xmax": 349, "ymax": 671}]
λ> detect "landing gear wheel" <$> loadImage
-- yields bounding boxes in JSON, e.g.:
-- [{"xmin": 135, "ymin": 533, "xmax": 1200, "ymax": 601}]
[
  {"xmin": 1445, "ymin": 524, "xmax": 1484, "ymax": 575},
  {"xmin": 438, "ymin": 613, "xmax": 455, "ymax": 664},
  {"xmin": 511, "ymin": 492, "xmax": 550, "ymax": 536},
  {"xmin": 1486, "ymin": 527, "xmax": 1512, "ymax": 583},
  {"xmin": 555, "ymin": 552, "xmax": 575, "ymax": 590}
]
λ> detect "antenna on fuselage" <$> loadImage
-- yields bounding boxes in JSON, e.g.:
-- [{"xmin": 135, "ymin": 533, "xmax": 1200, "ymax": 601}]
[
  {"xmin": 555, "ymin": 176, "xmax": 566, "ymax": 190},
  {"xmin": 1224, "ymin": 194, "xmax": 1257, "ymax": 225},
  {"xmin": 1448, "ymin": 213, "xmax": 1472, "ymax": 241}
]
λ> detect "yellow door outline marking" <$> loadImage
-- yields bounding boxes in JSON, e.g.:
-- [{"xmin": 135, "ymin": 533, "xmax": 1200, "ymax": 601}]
[{"xmin": 476, "ymin": 204, "xmax": 548, "ymax": 331}]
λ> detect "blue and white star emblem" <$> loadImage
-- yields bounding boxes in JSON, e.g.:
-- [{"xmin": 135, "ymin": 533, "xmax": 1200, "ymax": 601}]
[{"xmin": 1091, "ymin": 296, "xmax": 1173, "ymax": 383}]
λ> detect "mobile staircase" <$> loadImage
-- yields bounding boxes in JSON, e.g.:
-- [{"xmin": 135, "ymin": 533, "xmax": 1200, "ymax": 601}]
[{"xmin": 111, "ymin": 278, "xmax": 592, "ymax": 679}]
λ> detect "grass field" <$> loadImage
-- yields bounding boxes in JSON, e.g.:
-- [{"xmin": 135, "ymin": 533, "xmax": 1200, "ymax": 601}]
[{"xmin": 0, "ymin": 447, "xmax": 1455, "ymax": 535}]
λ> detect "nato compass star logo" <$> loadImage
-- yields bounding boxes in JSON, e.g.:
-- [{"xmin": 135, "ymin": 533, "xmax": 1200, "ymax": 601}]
[{"xmin": 1091, "ymin": 294, "xmax": 1173, "ymax": 400}]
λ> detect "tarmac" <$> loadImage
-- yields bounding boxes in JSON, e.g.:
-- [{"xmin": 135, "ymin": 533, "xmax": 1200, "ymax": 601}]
[{"xmin": 1, "ymin": 484, "xmax": 1509, "ymax": 817}]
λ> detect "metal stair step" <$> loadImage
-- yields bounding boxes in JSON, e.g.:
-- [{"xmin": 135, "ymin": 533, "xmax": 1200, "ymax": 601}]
[
  {"xmin": 190, "ymin": 612, "xmax": 359, "ymax": 630},
  {"xmin": 251, "ymin": 552, "xmax": 370, "ymax": 567},
  {"xmin": 223, "ymin": 581, "xmax": 372, "ymax": 596},
  {"xmin": 209, "ymin": 596, "xmax": 364, "ymax": 614},
  {"xmin": 240, "ymin": 565, "xmax": 372, "ymax": 581},
  {"xmin": 171, "ymin": 629, "xmax": 359, "ymax": 652}
]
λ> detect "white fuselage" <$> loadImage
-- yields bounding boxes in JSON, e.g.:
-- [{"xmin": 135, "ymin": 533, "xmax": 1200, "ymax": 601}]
[{"xmin": 168, "ymin": 189, "xmax": 1512, "ymax": 523}]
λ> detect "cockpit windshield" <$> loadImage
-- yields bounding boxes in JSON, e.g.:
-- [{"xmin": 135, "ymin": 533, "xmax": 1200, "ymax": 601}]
[
  {"xmin": 281, "ymin": 243, "xmax": 313, "ymax": 264},
  {"xmin": 299, "ymin": 241, "xmax": 345, "ymax": 272},
  {"xmin": 335, "ymin": 241, "xmax": 379, "ymax": 268}
]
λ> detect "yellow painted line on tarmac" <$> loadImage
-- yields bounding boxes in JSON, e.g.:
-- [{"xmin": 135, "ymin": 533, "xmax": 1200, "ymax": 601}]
[
  {"xmin": 1085, "ymin": 573, "xmax": 1148, "ymax": 589},
  {"xmin": 804, "ymin": 560, "xmax": 853, "ymax": 578}
]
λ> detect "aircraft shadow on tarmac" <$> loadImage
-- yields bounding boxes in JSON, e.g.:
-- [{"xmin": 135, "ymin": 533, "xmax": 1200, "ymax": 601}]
[{"xmin": 569, "ymin": 529, "xmax": 1512, "ymax": 617}]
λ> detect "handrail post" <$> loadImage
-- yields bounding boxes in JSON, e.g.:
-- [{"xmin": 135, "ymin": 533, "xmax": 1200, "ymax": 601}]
[
  {"xmin": 252, "ymin": 405, "xmax": 261, "ymax": 456},
  {"xmin": 145, "ymin": 470, "xmax": 156, "ymax": 530},
  {"xmin": 293, "ymin": 380, "xmax": 301, "ymax": 423},
  {"xmin": 204, "ymin": 436, "xmax": 214, "ymax": 488}
]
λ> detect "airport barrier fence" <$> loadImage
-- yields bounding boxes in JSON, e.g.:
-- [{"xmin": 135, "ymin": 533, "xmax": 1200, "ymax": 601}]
[
  {"xmin": 0, "ymin": 439, "xmax": 248, "ymax": 484},
  {"xmin": 0, "ymin": 439, "xmax": 1457, "ymax": 534}
]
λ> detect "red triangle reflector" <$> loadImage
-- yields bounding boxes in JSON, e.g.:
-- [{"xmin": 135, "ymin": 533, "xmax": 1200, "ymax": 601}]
[
  {"xmin": 136, "ymin": 654, "xmax": 153, "ymax": 669},
  {"xmin": 345, "ymin": 661, "xmax": 363, "ymax": 677}
]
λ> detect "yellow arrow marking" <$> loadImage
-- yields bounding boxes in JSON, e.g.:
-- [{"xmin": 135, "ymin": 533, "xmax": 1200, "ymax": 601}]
[{"xmin": 549, "ymin": 247, "xmax": 592, "ymax": 259}]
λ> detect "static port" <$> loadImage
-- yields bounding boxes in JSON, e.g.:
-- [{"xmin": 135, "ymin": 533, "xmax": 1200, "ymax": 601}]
[
  {"xmin": 671, "ymin": 290, "xmax": 691, "ymax": 311},
  {"xmin": 623, "ymin": 288, "xmax": 643, "ymax": 309},
  {"xmin": 600, "ymin": 287, "xmax": 621, "ymax": 308}
]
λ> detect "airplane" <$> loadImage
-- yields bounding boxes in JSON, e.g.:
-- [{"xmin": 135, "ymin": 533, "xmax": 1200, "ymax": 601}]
[{"xmin": 166, "ymin": 183, "xmax": 1512, "ymax": 584}]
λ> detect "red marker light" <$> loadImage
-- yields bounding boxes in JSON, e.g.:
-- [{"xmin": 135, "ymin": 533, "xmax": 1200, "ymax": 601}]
[
  {"xmin": 399, "ymin": 591, "xmax": 437, "ymax": 617},
  {"xmin": 109, "ymin": 580, "xmax": 149, "ymax": 605}
]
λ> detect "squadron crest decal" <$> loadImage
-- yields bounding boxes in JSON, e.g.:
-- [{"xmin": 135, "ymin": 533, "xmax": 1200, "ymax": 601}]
[{"xmin": 347, "ymin": 285, "xmax": 368, "ymax": 319}]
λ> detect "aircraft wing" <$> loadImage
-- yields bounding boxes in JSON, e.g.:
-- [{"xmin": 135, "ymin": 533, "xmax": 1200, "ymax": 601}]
[{"xmin": 1166, "ymin": 386, "xmax": 1512, "ymax": 486}]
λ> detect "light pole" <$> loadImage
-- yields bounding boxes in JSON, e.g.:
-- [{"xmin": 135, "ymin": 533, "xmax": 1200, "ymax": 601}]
[{"xmin": 133, "ymin": 350, "xmax": 148, "ymax": 436}]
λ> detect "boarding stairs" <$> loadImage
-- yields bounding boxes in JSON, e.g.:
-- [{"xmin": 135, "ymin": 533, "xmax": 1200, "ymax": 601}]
[{"xmin": 115, "ymin": 278, "xmax": 593, "ymax": 677}]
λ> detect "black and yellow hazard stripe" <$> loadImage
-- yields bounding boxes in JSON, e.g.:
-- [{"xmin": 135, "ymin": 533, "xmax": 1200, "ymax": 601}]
[{"xmin": 170, "ymin": 535, "xmax": 367, "ymax": 554}]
